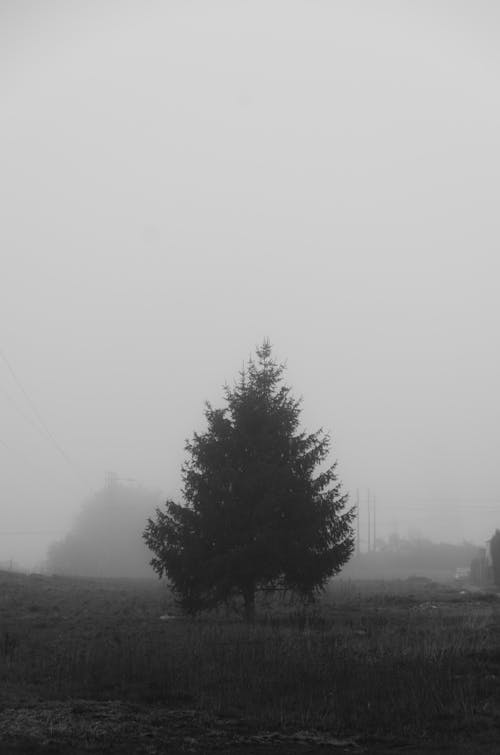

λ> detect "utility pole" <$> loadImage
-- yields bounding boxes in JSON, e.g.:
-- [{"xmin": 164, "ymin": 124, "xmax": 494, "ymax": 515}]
[
  {"xmin": 356, "ymin": 489, "xmax": 360, "ymax": 556},
  {"xmin": 373, "ymin": 495, "xmax": 377, "ymax": 552},
  {"xmin": 367, "ymin": 489, "xmax": 371, "ymax": 553},
  {"xmin": 105, "ymin": 471, "xmax": 117, "ymax": 507},
  {"xmin": 105, "ymin": 471, "xmax": 116, "ymax": 490}
]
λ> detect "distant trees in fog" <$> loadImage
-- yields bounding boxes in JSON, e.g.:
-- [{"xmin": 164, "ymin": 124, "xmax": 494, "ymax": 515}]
[
  {"xmin": 144, "ymin": 341, "xmax": 354, "ymax": 621},
  {"xmin": 344, "ymin": 534, "xmax": 480, "ymax": 580},
  {"xmin": 46, "ymin": 482, "xmax": 161, "ymax": 578}
]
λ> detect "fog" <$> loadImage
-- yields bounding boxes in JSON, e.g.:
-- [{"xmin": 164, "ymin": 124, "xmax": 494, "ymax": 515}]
[{"xmin": 1, "ymin": 1, "xmax": 499, "ymax": 570}]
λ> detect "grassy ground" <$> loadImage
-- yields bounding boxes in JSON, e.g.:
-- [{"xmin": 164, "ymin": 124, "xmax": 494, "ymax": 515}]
[{"xmin": 0, "ymin": 570, "xmax": 499, "ymax": 752}]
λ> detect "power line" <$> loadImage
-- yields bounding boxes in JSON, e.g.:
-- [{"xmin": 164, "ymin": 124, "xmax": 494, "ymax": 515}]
[
  {"xmin": 0, "ymin": 436, "xmax": 57, "ymax": 482},
  {"xmin": 385, "ymin": 496, "xmax": 500, "ymax": 503},
  {"xmin": 352, "ymin": 495, "xmax": 500, "ymax": 509},
  {"xmin": 380, "ymin": 502, "xmax": 500, "ymax": 511},
  {"xmin": 0, "ymin": 347, "xmax": 73, "ymax": 463},
  {"xmin": 0, "ymin": 346, "xmax": 87, "ymax": 485},
  {"xmin": 0, "ymin": 381, "xmax": 60, "ymax": 448},
  {"xmin": 0, "ymin": 530, "xmax": 66, "ymax": 536}
]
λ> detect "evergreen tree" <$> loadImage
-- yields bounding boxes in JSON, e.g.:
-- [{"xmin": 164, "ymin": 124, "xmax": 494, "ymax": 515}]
[{"xmin": 144, "ymin": 341, "xmax": 354, "ymax": 620}]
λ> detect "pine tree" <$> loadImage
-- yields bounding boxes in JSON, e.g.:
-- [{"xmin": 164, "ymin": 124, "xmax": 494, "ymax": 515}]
[{"xmin": 144, "ymin": 341, "xmax": 354, "ymax": 620}]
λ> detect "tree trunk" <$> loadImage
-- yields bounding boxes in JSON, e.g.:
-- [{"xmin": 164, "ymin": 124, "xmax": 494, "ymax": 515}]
[{"xmin": 242, "ymin": 585, "xmax": 256, "ymax": 623}]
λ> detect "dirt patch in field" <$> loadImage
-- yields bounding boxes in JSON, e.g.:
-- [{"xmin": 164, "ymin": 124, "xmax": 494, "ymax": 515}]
[
  {"xmin": 1, "ymin": 698, "xmax": 499, "ymax": 754},
  {"xmin": 0, "ymin": 698, "xmax": 363, "ymax": 753}
]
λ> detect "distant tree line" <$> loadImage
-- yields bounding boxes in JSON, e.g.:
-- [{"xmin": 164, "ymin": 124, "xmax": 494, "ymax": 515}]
[
  {"xmin": 47, "ymin": 483, "xmax": 161, "ymax": 578},
  {"xmin": 343, "ymin": 534, "xmax": 480, "ymax": 580}
]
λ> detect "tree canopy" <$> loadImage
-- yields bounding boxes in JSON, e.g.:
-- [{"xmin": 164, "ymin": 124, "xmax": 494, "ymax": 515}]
[
  {"xmin": 144, "ymin": 341, "xmax": 354, "ymax": 619},
  {"xmin": 47, "ymin": 482, "xmax": 161, "ymax": 578}
]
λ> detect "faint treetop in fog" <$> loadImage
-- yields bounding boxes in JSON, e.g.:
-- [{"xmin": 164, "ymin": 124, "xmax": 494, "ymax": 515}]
[{"xmin": 47, "ymin": 482, "xmax": 161, "ymax": 578}]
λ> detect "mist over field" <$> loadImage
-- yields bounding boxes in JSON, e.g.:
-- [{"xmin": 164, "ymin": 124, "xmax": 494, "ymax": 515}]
[{"xmin": 1, "ymin": 1, "xmax": 499, "ymax": 571}]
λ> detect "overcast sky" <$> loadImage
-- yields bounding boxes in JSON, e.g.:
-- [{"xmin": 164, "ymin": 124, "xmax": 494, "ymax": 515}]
[{"xmin": 1, "ymin": 1, "xmax": 499, "ymax": 567}]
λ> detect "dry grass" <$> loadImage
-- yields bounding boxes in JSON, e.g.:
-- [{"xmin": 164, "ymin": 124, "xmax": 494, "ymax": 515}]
[{"xmin": 0, "ymin": 570, "xmax": 499, "ymax": 743}]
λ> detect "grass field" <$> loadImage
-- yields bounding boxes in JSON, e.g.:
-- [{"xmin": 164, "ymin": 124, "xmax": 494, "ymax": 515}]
[{"xmin": 0, "ymin": 570, "xmax": 499, "ymax": 752}]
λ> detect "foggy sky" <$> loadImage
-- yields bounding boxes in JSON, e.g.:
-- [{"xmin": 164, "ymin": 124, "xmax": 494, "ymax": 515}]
[{"xmin": 1, "ymin": 1, "xmax": 499, "ymax": 568}]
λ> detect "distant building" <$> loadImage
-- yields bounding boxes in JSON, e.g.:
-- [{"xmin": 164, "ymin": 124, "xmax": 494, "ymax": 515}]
[
  {"xmin": 454, "ymin": 566, "xmax": 471, "ymax": 581},
  {"xmin": 485, "ymin": 537, "xmax": 494, "ymax": 568},
  {"xmin": 470, "ymin": 541, "xmax": 494, "ymax": 587}
]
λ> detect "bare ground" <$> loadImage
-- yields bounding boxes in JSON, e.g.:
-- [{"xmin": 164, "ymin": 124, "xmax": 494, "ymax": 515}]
[{"xmin": 0, "ymin": 698, "xmax": 498, "ymax": 754}]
